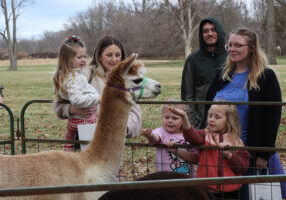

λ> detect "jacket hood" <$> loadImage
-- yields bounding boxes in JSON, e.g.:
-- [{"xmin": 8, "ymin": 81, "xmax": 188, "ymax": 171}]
[{"xmin": 199, "ymin": 17, "xmax": 226, "ymax": 55}]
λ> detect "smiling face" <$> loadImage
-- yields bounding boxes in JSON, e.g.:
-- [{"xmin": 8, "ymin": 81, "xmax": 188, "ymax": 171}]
[
  {"xmin": 228, "ymin": 34, "xmax": 251, "ymax": 67},
  {"xmin": 202, "ymin": 22, "xmax": 218, "ymax": 46},
  {"xmin": 207, "ymin": 105, "xmax": 227, "ymax": 133},
  {"xmin": 99, "ymin": 44, "xmax": 122, "ymax": 72},
  {"xmin": 72, "ymin": 47, "xmax": 87, "ymax": 69},
  {"xmin": 162, "ymin": 107, "xmax": 183, "ymax": 134}
]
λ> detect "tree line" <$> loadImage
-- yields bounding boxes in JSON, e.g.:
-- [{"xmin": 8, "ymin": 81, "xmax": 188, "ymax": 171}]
[{"xmin": 1, "ymin": 0, "xmax": 286, "ymax": 70}]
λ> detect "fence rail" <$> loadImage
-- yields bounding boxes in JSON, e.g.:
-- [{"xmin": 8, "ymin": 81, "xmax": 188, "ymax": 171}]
[
  {"xmin": 0, "ymin": 100, "xmax": 285, "ymax": 198},
  {"xmin": 0, "ymin": 175, "xmax": 285, "ymax": 197}
]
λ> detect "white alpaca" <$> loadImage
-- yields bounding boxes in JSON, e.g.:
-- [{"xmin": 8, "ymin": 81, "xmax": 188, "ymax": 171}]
[{"xmin": 0, "ymin": 54, "xmax": 161, "ymax": 200}]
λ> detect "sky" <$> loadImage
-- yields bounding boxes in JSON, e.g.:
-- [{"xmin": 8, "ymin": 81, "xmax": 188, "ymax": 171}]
[{"xmin": 17, "ymin": 0, "xmax": 96, "ymax": 39}]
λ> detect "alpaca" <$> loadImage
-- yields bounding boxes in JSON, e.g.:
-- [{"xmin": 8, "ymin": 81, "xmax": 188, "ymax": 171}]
[
  {"xmin": 99, "ymin": 171, "xmax": 214, "ymax": 200},
  {"xmin": 0, "ymin": 54, "xmax": 161, "ymax": 200}
]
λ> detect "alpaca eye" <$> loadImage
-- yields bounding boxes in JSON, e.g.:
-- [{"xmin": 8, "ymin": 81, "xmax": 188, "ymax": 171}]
[{"xmin": 133, "ymin": 78, "xmax": 143, "ymax": 84}]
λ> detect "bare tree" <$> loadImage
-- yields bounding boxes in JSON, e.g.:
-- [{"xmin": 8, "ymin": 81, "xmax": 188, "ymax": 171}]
[
  {"xmin": 0, "ymin": 0, "xmax": 27, "ymax": 70},
  {"xmin": 162, "ymin": 0, "xmax": 231, "ymax": 58},
  {"xmin": 266, "ymin": 0, "xmax": 277, "ymax": 64}
]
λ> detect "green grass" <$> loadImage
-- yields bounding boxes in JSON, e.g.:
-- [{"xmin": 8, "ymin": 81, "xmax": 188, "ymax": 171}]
[
  {"xmin": 277, "ymin": 57, "xmax": 286, "ymax": 65},
  {"xmin": 0, "ymin": 60, "xmax": 285, "ymax": 178}
]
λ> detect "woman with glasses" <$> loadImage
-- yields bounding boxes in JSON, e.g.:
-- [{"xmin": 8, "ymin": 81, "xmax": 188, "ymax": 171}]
[{"xmin": 206, "ymin": 27, "xmax": 285, "ymax": 199}]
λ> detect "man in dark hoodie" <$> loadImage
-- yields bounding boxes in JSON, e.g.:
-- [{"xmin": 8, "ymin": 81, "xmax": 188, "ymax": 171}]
[{"xmin": 181, "ymin": 17, "xmax": 227, "ymax": 129}]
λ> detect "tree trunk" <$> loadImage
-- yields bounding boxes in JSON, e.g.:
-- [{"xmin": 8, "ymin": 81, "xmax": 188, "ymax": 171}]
[
  {"xmin": 0, "ymin": 0, "xmax": 18, "ymax": 70},
  {"xmin": 178, "ymin": 0, "xmax": 198, "ymax": 57},
  {"xmin": 266, "ymin": 0, "xmax": 277, "ymax": 64}
]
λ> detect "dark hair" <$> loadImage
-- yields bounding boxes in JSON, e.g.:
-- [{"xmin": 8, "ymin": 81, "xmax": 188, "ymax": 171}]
[{"xmin": 90, "ymin": 36, "xmax": 127, "ymax": 66}]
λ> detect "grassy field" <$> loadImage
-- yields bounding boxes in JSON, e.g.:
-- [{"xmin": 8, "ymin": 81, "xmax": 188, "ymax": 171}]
[{"xmin": 0, "ymin": 57, "xmax": 285, "ymax": 179}]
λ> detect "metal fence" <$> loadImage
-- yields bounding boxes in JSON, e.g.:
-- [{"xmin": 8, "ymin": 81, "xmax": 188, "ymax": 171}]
[{"xmin": 0, "ymin": 100, "xmax": 285, "ymax": 198}]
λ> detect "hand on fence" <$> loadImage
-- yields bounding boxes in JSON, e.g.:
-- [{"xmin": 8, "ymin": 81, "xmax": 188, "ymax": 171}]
[
  {"xmin": 218, "ymin": 142, "xmax": 233, "ymax": 159},
  {"xmin": 166, "ymin": 141, "xmax": 177, "ymax": 154},
  {"xmin": 256, "ymin": 157, "xmax": 268, "ymax": 170}
]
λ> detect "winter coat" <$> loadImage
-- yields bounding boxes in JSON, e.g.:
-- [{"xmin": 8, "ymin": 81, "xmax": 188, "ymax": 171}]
[
  {"xmin": 181, "ymin": 17, "xmax": 228, "ymax": 129},
  {"xmin": 54, "ymin": 65, "xmax": 142, "ymax": 138},
  {"xmin": 183, "ymin": 127, "xmax": 250, "ymax": 192},
  {"xmin": 206, "ymin": 67, "xmax": 282, "ymax": 160}
]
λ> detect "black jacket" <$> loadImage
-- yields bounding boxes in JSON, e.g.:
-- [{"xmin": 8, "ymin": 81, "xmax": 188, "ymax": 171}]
[
  {"xmin": 181, "ymin": 17, "xmax": 228, "ymax": 128},
  {"xmin": 206, "ymin": 67, "xmax": 282, "ymax": 160}
]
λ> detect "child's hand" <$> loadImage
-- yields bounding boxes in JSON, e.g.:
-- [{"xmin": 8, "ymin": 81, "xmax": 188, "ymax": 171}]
[
  {"xmin": 166, "ymin": 141, "xmax": 177, "ymax": 154},
  {"xmin": 166, "ymin": 141, "xmax": 177, "ymax": 148},
  {"xmin": 219, "ymin": 142, "xmax": 232, "ymax": 159},
  {"xmin": 141, "ymin": 128, "xmax": 153, "ymax": 138},
  {"xmin": 168, "ymin": 107, "xmax": 191, "ymax": 130}
]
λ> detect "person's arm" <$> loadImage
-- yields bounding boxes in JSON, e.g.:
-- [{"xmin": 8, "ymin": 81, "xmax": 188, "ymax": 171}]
[
  {"xmin": 168, "ymin": 106, "xmax": 205, "ymax": 144},
  {"xmin": 181, "ymin": 56, "xmax": 202, "ymax": 128},
  {"xmin": 53, "ymin": 100, "xmax": 87, "ymax": 119},
  {"xmin": 141, "ymin": 128, "xmax": 160, "ymax": 144},
  {"xmin": 66, "ymin": 72, "xmax": 100, "ymax": 108},
  {"xmin": 258, "ymin": 68, "xmax": 282, "ymax": 160},
  {"xmin": 227, "ymin": 150, "xmax": 250, "ymax": 175},
  {"xmin": 170, "ymin": 149, "xmax": 198, "ymax": 165},
  {"xmin": 126, "ymin": 103, "xmax": 142, "ymax": 138},
  {"xmin": 182, "ymin": 127, "xmax": 206, "ymax": 145},
  {"xmin": 53, "ymin": 100, "xmax": 72, "ymax": 119},
  {"xmin": 221, "ymin": 138, "xmax": 250, "ymax": 175}
]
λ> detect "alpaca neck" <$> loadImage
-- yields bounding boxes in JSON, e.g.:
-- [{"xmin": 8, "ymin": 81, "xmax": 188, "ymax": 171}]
[{"xmin": 83, "ymin": 86, "xmax": 131, "ymax": 170}]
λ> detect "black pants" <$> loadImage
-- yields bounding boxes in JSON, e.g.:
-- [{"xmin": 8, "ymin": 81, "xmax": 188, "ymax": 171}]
[{"xmin": 213, "ymin": 190, "xmax": 240, "ymax": 200}]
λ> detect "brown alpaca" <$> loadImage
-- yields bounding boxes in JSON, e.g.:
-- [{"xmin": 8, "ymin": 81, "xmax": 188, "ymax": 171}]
[
  {"xmin": 99, "ymin": 171, "xmax": 214, "ymax": 200},
  {"xmin": 0, "ymin": 54, "xmax": 161, "ymax": 200}
]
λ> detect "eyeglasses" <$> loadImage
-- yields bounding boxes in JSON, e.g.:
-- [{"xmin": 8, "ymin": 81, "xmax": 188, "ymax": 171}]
[{"xmin": 226, "ymin": 43, "xmax": 248, "ymax": 50}]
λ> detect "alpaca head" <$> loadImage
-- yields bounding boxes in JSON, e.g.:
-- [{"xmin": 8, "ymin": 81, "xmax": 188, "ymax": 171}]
[{"xmin": 106, "ymin": 53, "xmax": 161, "ymax": 102}]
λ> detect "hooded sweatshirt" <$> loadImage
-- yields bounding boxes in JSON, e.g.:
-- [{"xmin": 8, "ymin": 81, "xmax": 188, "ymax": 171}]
[{"xmin": 181, "ymin": 17, "xmax": 228, "ymax": 129}]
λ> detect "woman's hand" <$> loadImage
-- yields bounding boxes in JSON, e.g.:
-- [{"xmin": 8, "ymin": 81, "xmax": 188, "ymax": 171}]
[
  {"xmin": 69, "ymin": 105, "xmax": 86, "ymax": 118},
  {"xmin": 256, "ymin": 157, "xmax": 268, "ymax": 170}
]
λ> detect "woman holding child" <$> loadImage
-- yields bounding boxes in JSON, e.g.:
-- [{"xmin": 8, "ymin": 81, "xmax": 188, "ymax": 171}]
[
  {"xmin": 54, "ymin": 36, "xmax": 142, "ymax": 151},
  {"xmin": 206, "ymin": 27, "xmax": 284, "ymax": 199}
]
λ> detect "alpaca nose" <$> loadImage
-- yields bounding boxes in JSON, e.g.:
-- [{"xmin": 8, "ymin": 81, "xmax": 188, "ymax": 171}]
[{"xmin": 154, "ymin": 84, "xmax": 161, "ymax": 95}]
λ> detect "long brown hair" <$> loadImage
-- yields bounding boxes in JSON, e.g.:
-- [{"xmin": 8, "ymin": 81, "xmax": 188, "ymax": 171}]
[
  {"xmin": 53, "ymin": 36, "xmax": 85, "ymax": 101},
  {"xmin": 89, "ymin": 36, "xmax": 127, "ymax": 81},
  {"xmin": 223, "ymin": 28, "xmax": 268, "ymax": 90}
]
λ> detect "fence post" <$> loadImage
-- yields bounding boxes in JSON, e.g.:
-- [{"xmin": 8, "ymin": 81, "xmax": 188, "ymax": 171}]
[
  {"xmin": 0, "ymin": 102, "xmax": 15, "ymax": 155},
  {"xmin": 20, "ymin": 100, "xmax": 53, "ymax": 154}
]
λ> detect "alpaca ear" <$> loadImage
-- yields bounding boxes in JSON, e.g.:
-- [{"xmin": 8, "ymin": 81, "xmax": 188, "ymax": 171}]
[{"xmin": 122, "ymin": 53, "xmax": 138, "ymax": 74}]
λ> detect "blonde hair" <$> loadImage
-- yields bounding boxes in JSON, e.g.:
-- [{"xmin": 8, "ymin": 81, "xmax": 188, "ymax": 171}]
[
  {"xmin": 223, "ymin": 28, "xmax": 268, "ymax": 90},
  {"xmin": 209, "ymin": 104, "xmax": 241, "ymax": 145},
  {"xmin": 53, "ymin": 36, "xmax": 85, "ymax": 101},
  {"xmin": 162, "ymin": 103, "xmax": 190, "ymax": 127}
]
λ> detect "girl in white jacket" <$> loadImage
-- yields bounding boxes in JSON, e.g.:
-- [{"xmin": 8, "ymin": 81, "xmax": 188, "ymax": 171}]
[
  {"xmin": 54, "ymin": 36, "xmax": 142, "ymax": 145},
  {"xmin": 53, "ymin": 36, "xmax": 100, "ymax": 151}
]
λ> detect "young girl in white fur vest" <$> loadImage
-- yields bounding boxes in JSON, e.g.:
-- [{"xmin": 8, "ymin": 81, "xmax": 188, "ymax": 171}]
[{"xmin": 53, "ymin": 35, "xmax": 100, "ymax": 151}]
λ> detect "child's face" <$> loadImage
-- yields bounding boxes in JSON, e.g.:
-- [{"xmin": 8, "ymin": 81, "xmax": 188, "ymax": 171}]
[
  {"xmin": 72, "ymin": 47, "xmax": 87, "ymax": 69},
  {"xmin": 207, "ymin": 105, "xmax": 227, "ymax": 133},
  {"xmin": 162, "ymin": 108, "xmax": 183, "ymax": 134}
]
